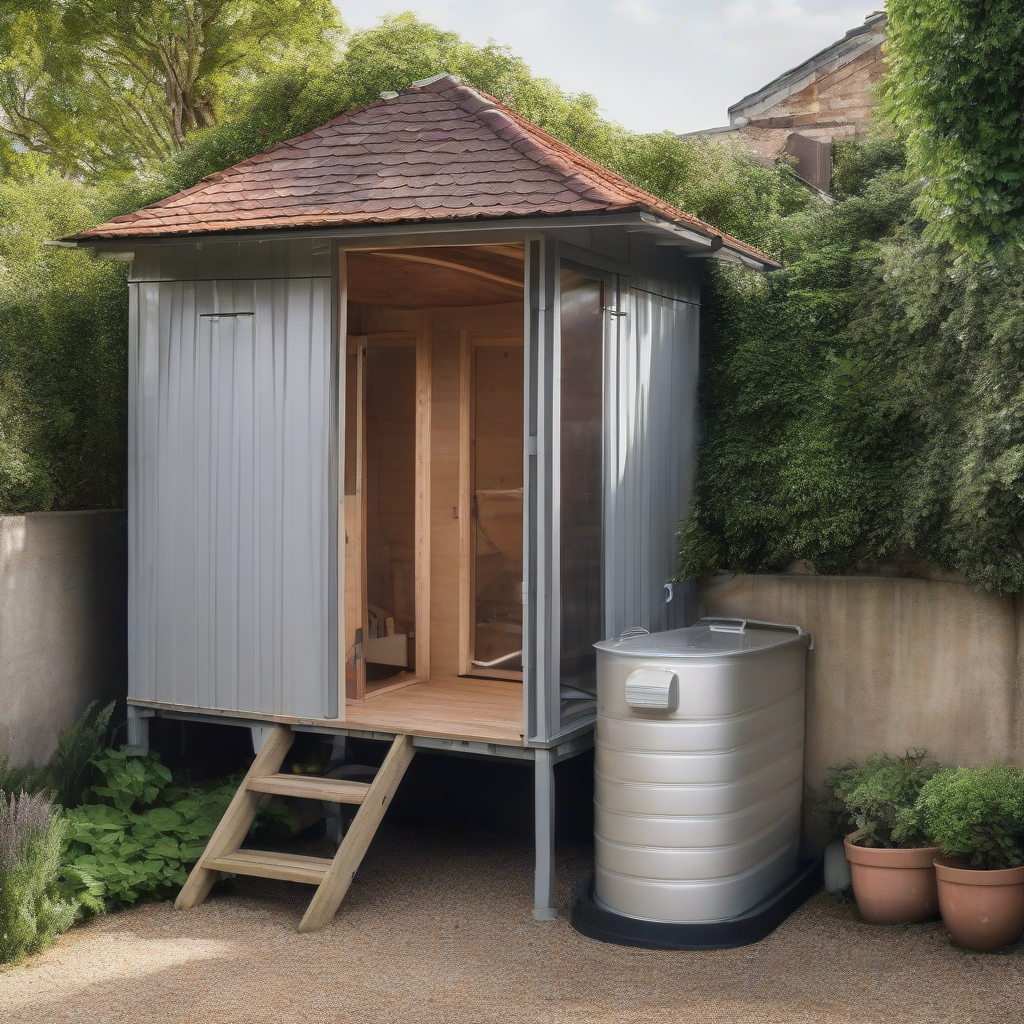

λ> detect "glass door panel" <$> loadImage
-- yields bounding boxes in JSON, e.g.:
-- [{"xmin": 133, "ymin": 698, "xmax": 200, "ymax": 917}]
[{"xmin": 558, "ymin": 270, "xmax": 604, "ymax": 698}]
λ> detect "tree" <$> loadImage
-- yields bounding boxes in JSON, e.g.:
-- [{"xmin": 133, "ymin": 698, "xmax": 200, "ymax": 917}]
[
  {"xmin": 0, "ymin": 1, "xmax": 343, "ymax": 180},
  {"xmin": 884, "ymin": 0, "xmax": 1024, "ymax": 248}
]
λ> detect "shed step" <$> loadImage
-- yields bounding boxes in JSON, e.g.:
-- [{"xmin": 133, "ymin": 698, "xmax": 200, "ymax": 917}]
[
  {"xmin": 246, "ymin": 773, "xmax": 370, "ymax": 804},
  {"xmin": 175, "ymin": 727, "xmax": 416, "ymax": 932},
  {"xmin": 205, "ymin": 849, "xmax": 332, "ymax": 885}
]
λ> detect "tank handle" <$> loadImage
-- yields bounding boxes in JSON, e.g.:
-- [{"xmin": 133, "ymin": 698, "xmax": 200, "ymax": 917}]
[
  {"xmin": 704, "ymin": 617, "xmax": 747, "ymax": 633},
  {"xmin": 703, "ymin": 617, "xmax": 814, "ymax": 650},
  {"xmin": 618, "ymin": 626, "xmax": 650, "ymax": 641}
]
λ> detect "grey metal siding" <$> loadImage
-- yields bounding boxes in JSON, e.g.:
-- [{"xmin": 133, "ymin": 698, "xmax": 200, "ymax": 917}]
[
  {"xmin": 605, "ymin": 282, "xmax": 699, "ymax": 640},
  {"xmin": 129, "ymin": 274, "xmax": 334, "ymax": 719}
]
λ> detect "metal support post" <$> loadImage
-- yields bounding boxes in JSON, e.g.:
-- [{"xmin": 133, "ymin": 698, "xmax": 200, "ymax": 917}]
[
  {"xmin": 533, "ymin": 746, "xmax": 557, "ymax": 920},
  {"xmin": 127, "ymin": 705, "xmax": 152, "ymax": 749}
]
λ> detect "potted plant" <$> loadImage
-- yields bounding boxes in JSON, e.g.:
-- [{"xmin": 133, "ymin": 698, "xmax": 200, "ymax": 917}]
[
  {"xmin": 823, "ymin": 750, "xmax": 941, "ymax": 924},
  {"xmin": 915, "ymin": 764, "xmax": 1024, "ymax": 952}
]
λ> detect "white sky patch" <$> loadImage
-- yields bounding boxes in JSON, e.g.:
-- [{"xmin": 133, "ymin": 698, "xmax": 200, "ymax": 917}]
[
  {"xmin": 612, "ymin": 0, "xmax": 664, "ymax": 26},
  {"xmin": 339, "ymin": 1, "xmax": 876, "ymax": 132}
]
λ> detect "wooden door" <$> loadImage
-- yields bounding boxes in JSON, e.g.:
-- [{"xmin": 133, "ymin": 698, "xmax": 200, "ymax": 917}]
[{"xmin": 344, "ymin": 336, "xmax": 368, "ymax": 700}]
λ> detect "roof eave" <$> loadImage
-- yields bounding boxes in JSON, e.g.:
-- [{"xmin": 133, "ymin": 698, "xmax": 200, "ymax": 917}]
[{"xmin": 57, "ymin": 209, "xmax": 779, "ymax": 271}]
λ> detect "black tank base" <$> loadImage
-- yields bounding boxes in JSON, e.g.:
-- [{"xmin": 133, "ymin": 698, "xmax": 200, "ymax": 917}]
[{"xmin": 570, "ymin": 857, "xmax": 823, "ymax": 951}]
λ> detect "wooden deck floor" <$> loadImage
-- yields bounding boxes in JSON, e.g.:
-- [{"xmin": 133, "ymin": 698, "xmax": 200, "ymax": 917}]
[
  {"xmin": 345, "ymin": 676, "xmax": 525, "ymax": 745},
  {"xmin": 130, "ymin": 676, "xmax": 526, "ymax": 747}
]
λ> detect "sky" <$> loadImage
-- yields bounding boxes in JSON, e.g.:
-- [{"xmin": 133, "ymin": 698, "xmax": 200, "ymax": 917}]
[{"xmin": 340, "ymin": 1, "xmax": 880, "ymax": 134}]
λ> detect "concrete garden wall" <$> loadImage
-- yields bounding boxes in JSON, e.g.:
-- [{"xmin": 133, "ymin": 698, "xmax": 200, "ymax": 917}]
[
  {"xmin": 700, "ymin": 573, "xmax": 1024, "ymax": 851},
  {"xmin": 0, "ymin": 512, "xmax": 127, "ymax": 768}
]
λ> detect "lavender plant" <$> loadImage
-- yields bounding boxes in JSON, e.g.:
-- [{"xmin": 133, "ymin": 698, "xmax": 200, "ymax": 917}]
[{"xmin": 0, "ymin": 790, "xmax": 98, "ymax": 964}]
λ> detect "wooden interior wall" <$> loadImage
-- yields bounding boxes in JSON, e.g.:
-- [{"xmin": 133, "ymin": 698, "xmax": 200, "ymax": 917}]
[
  {"xmin": 349, "ymin": 301, "xmax": 522, "ymax": 681},
  {"xmin": 364, "ymin": 345, "xmax": 416, "ymax": 642},
  {"xmin": 472, "ymin": 341, "xmax": 525, "ymax": 670}
]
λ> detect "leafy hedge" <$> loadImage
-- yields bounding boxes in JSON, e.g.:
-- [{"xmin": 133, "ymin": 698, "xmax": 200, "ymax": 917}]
[
  {"xmin": 884, "ymin": 0, "xmax": 1024, "ymax": 249},
  {"xmin": 678, "ymin": 137, "xmax": 1024, "ymax": 593},
  {"xmin": 0, "ymin": 169, "xmax": 127, "ymax": 511}
]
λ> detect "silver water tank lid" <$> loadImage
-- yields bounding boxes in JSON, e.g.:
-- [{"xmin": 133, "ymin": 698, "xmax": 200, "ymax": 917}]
[{"xmin": 593, "ymin": 618, "xmax": 813, "ymax": 658}]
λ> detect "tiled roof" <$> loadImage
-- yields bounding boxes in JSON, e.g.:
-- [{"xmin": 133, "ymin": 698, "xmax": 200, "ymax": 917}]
[{"xmin": 72, "ymin": 75, "xmax": 774, "ymax": 264}]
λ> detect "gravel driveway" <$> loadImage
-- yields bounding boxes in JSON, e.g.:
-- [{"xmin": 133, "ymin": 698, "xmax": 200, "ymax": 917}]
[{"xmin": 1, "ymin": 823, "xmax": 1021, "ymax": 1023}]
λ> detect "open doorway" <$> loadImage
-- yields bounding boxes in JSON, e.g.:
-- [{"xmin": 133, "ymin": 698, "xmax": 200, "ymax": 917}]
[{"xmin": 344, "ymin": 244, "xmax": 524, "ymax": 704}]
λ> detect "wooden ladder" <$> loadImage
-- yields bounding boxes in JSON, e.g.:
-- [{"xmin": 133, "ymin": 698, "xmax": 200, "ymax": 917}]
[{"xmin": 175, "ymin": 724, "xmax": 415, "ymax": 933}]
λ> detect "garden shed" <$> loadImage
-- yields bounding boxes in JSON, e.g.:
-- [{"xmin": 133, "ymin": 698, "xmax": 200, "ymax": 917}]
[{"xmin": 65, "ymin": 73, "xmax": 777, "ymax": 929}]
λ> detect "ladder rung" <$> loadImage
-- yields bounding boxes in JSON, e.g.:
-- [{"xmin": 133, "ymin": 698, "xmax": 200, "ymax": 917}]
[
  {"xmin": 246, "ymin": 774, "xmax": 370, "ymax": 804},
  {"xmin": 205, "ymin": 849, "xmax": 332, "ymax": 885}
]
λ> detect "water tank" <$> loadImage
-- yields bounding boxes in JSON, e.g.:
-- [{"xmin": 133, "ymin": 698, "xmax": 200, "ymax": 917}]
[{"xmin": 592, "ymin": 618, "xmax": 812, "ymax": 924}]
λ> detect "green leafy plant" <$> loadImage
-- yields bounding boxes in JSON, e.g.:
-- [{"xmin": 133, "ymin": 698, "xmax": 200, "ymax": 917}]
[
  {"xmin": 63, "ymin": 747, "xmax": 236, "ymax": 906},
  {"xmin": 914, "ymin": 765, "xmax": 1024, "ymax": 870},
  {"xmin": 822, "ymin": 750, "xmax": 940, "ymax": 848},
  {"xmin": 0, "ymin": 790, "xmax": 98, "ymax": 965},
  {"xmin": 884, "ymin": 0, "xmax": 1024, "ymax": 249}
]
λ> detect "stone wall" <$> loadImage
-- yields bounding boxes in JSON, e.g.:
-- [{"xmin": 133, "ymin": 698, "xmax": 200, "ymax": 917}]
[
  {"xmin": 0, "ymin": 512, "xmax": 127, "ymax": 767},
  {"xmin": 700, "ymin": 573, "xmax": 1024, "ymax": 851}
]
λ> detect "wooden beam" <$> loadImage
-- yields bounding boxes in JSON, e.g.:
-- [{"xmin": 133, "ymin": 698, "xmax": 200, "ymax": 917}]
[
  {"xmin": 415, "ymin": 312, "xmax": 432, "ymax": 682},
  {"xmin": 246, "ymin": 774, "xmax": 370, "ymax": 803},
  {"xmin": 298, "ymin": 734, "xmax": 416, "ymax": 932},
  {"xmin": 175, "ymin": 724, "xmax": 295, "ymax": 910},
  {"xmin": 458, "ymin": 329, "xmax": 473, "ymax": 676},
  {"xmin": 205, "ymin": 849, "xmax": 332, "ymax": 886},
  {"xmin": 371, "ymin": 250, "xmax": 522, "ymax": 288},
  {"xmin": 336, "ymin": 248, "xmax": 348, "ymax": 720}
]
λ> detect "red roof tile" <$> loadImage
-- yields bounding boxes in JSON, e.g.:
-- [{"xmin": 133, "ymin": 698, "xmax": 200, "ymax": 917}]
[{"xmin": 72, "ymin": 75, "xmax": 774, "ymax": 265}]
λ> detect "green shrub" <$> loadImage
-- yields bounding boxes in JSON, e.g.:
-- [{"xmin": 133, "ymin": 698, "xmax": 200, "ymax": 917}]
[
  {"xmin": 884, "ymin": 0, "xmax": 1024, "ymax": 249},
  {"xmin": 0, "ymin": 791, "xmax": 99, "ymax": 965},
  {"xmin": 63, "ymin": 748, "xmax": 236, "ymax": 907},
  {"xmin": 678, "ymin": 133, "xmax": 1024, "ymax": 594},
  {"xmin": 915, "ymin": 765, "xmax": 1024, "ymax": 870},
  {"xmin": 822, "ymin": 750, "xmax": 940, "ymax": 848},
  {"xmin": 0, "ymin": 169, "xmax": 128, "ymax": 512}
]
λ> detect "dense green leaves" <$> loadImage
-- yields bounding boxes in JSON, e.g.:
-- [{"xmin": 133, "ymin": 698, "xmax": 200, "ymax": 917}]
[
  {"xmin": 915, "ymin": 765, "xmax": 1024, "ymax": 870},
  {"xmin": 884, "ymin": 0, "xmax": 1024, "ymax": 249},
  {"xmin": 822, "ymin": 750, "xmax": 940, "ymax": 849},
  {"xmin": 0, "ymin": 1, "xmax": 343, "ymax": 180},
  {"xmin": 0, "ymin": 701, "xmax": 116, "ymax": 808},
  {"xmin": 0, "ymin": 169, "xmax": 127, "ymax": 511},
  {"xmin": 63, "ymin": 748, "xmax": 236, "ymax": 906},
  {"xmin": 679, "ymin": 137, "xmax": 1024, "ymax": 593}
]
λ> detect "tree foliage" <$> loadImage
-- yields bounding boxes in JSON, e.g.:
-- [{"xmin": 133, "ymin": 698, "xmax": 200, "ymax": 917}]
[
  {"xmin": 884, "ymin": 0, "xmax": 1024, "ymax": 249},
  {"xmin": 0, "ymin": 0, "xmax": 342, "ymax": 179}
]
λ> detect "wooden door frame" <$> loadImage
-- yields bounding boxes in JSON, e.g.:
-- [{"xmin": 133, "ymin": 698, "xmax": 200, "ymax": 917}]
[{"xmin": 343, "ymin": 336, "xmax": 368, "ymax": 701}]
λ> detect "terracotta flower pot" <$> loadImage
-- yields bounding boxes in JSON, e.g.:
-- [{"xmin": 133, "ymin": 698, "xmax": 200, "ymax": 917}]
[
  {"xmin": 934, "ymin": 859, "xmax": 1024, "ymax": 952},
  {"xmin": 844, "ymin": 833, "xmax": 939, "ymax": 924}
]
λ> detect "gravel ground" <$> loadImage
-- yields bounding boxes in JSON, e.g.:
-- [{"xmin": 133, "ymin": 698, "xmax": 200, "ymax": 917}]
[{"xmin": 1, "ymin": 823, "xmax": 1021, "ymax": 1024}]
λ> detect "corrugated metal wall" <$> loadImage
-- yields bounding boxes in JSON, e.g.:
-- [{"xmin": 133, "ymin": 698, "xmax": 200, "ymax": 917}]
[
  {"xmin": 128, "ymin": 257, "xmax": 335, "ymax": 719},
  {"xmin": 604, "ymin": 281, "xmax": 699, "ymax": 640}
]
